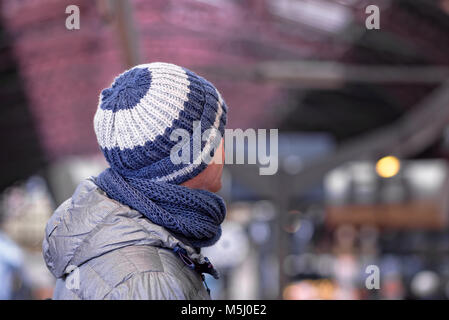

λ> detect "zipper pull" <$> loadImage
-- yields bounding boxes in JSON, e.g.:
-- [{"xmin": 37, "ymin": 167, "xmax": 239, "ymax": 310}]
[{"xmin": 201, "ymin": 274, "xmax": 211, "ymax": 296}]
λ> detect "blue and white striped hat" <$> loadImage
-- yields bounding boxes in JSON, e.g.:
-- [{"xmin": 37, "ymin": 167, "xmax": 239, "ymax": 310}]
[{"xmin": 94, "ymin": 62, "xmax": 227, "ymax": 185}]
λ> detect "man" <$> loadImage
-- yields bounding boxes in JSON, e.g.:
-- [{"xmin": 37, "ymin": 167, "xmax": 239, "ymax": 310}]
[{"xmin": 43, "ymin": 62, "xmax": 228, "ymax": 299}]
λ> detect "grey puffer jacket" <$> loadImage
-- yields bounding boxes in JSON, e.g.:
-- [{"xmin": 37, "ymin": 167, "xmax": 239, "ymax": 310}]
[{"xmin": 43, "ymin": 178, "xmax": 212, "ymax": 300}]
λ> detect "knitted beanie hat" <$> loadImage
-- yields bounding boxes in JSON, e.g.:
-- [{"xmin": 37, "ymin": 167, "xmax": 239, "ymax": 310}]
[{"xmin": 93, "ymin": 62, "xmax": 228, "ymax": 185}]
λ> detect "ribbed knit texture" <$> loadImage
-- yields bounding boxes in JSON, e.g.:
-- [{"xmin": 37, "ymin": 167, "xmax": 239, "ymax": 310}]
[
  {"xmin": 93, "ymin": 62, "xmax": 228, "ymax": 247},
  {"xmin": 95, "ymin": 169, "xmax": 226, "ymax": 247}
]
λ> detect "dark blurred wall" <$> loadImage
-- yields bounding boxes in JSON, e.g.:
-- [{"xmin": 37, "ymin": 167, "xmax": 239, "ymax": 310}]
[{"xmin": 0, "ymin": 18, "xmax": 46, "ymax": 192}]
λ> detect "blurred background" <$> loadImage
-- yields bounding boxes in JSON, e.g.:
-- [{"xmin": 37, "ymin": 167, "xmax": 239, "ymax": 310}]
[{"xmin": 1, "ymin": 0, "xmax": 449, "ymax": 300}]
